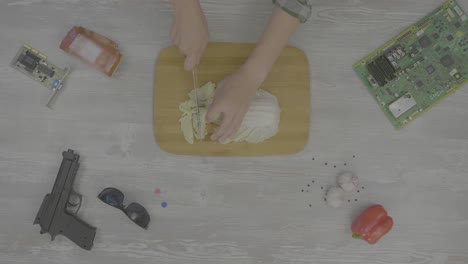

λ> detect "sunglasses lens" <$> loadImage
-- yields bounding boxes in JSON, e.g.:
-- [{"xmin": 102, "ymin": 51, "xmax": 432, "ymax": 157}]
[
  {"xmin": 125, "ymin": 203, "xmax": 150, "ymax": 229},
  {"xmin": 98, "ymin": 188, "xmax": 124, "ymax": 208}
]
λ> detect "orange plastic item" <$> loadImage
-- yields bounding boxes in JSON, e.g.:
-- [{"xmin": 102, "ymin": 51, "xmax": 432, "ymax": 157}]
[{"xmin": 60, "ymin": 26, "xmax": 122, "ymax": 77}]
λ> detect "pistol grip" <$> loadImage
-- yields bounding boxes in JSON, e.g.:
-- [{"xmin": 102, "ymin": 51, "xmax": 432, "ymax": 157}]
[
  {"xmin": 58, "ymin": 212, "xmax": 97, "ymax": 250},
  {"xmin": 34, "ymin": 194, "xmax": 52, "ymax": 234}
]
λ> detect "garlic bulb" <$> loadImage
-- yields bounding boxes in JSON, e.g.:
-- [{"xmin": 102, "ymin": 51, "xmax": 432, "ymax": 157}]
[
  {"xmin": 325, "ymin": 187, "xmax": 345, "ymax": 208},
  {"xmin": 337, "ymin": 172, "xmax": 359, "ymax": 192}
]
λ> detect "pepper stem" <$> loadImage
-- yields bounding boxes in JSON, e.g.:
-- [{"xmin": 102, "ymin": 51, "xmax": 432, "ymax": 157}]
[{"xmin": 352, "ymin": 234, "xmax": 361, "ymax": 239}]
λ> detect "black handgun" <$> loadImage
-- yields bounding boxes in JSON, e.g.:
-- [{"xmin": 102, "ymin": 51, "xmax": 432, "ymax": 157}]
[{"xmin": 34, "ymin": 149, "xmax": 97, "ymax": 250}]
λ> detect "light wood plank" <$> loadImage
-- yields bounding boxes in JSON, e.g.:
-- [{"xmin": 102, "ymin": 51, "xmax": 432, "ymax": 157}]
[{"xmin": 1, "ymin": 0, "xmax": 468, "ymax": 263}]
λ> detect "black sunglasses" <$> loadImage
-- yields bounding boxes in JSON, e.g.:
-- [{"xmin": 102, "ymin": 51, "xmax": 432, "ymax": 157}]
[{"xmin": 98, "ymin": 188, "xmax": 150, "ymax": 229}]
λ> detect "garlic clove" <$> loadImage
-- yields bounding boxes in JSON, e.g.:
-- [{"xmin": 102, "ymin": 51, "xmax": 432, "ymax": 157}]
[{"xmin": 325, "ymin": 186, "xmax": 345, "ymax": 208}]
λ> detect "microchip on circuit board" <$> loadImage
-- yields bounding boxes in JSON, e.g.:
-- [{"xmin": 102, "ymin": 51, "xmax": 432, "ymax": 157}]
[
  {"xmin": 418, "ymin": 35, "xmax": 432, "ymax": 48},
  {"xmin": 440, "ymin": 54, "xmax": 455, "ymax": 67},
  {"xmin": 426, "ymin": 65, "xmax": 436, "ymax": 74}
]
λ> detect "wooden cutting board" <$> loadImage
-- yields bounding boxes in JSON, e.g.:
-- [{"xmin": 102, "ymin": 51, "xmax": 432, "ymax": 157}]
[{"xmin": 154, "ymin": 43, "xmax": 310, "ymax": 156}]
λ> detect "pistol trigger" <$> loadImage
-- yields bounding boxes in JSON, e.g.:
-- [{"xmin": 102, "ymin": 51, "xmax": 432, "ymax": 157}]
[
  {"xmin": 67, "ymin": 190, "xmax": 82, "ymax": 206},
  {"xmin": 67, "ymin": 190, "xmax": 83, "ymax": 215}
]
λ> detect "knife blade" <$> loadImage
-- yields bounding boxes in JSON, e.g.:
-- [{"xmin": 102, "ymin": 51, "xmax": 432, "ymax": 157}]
[{"xmin": 192, "ymin": 68, "xmax": 202, "ymax": 139}]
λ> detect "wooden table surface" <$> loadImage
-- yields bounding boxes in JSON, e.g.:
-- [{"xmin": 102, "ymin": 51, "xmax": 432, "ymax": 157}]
[{"xmin": 1, "ymin": 0, "xmax": 467, "ymax": 263}]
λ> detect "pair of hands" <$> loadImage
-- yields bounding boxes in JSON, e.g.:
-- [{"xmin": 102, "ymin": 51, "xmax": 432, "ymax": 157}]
[{"xmin": 171, "ymin": 0, "xmax": 264, "ymax": 143}]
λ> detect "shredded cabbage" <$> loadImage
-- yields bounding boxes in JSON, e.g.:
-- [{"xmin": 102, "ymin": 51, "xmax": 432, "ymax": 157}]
[{"xmin": 179, "ymin": 82, "xmax": 280, "ymax": 144}]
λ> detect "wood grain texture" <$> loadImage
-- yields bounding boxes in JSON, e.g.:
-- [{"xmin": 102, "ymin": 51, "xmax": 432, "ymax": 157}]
[
  {"xmin": 154, "ymin": 43, "xmax": 309, "ymax": 156},
  {"xmin": 1, "ymin": 0, "xmax": 468, "ymax": 264}
]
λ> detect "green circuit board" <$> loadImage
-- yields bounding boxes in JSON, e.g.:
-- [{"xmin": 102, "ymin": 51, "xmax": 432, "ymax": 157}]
[
  {"xmin": 354, "ymin": 0, "xmax": 468, "ymax": 129},
  {"xmin": 11, "ymin": 44, "xmax": 70, "ymax": 92}
]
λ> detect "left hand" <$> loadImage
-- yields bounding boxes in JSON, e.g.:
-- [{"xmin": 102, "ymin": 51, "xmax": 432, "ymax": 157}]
[{"xmin": 206, "ymin": 64, "xmax": 267, "ymax": 143}]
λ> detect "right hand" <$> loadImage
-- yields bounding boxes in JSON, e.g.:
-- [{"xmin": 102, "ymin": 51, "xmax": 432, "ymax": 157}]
[
  {"xmin": 206, "ymin": 63, "xmax": 267, "ymax": 143},
  {"xmin": 170, "ymin": 0, "xmax": 209, "ymax": 70}
]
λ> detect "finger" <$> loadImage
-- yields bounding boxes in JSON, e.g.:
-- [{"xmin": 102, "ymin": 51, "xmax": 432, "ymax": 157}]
[
  {"xmin": 211, "ymin": 113, "xmax": 234, "ymax": 141},
  {"xmin": 225, "ymin": 106, "xmax": 247, "ymax": 140},
  {"xmin": 177, "ymin": 38, "xmax": 190, "ymax": 53},
  {"xmin": 225, "ymin": 116, "xmax": 242, "ymax": 140},
  {"xmin": 216, "ymin": 80, "xmax": 225, "ymax": 89},
  {"xmin": 205, "ymin": 82, "xmax": 225, "ymax": 123},
  {"xmin": 206, "ymin": 101, "xmax": 221, "ymax": 123},
  {"xmin": 219, "ymin": 119, "xmax": 238, "ymax": 143},
  {"xmin": 184, "ymin": 54, "xmax": 197, "ymax": 71},
  {"xmin": 206, "ymin": 108, "xmax": 219, "ymax": 123},
  {"xmin": 223, "ymin": 113, "xmax": 241, "ymax": 141},
  {"xmin": 190, "ymin": 53, "xmax": 201, "ymax": 70},
  {"xmin": 222, "ymin": 108, "xmax": 248, "ymax": 141}
]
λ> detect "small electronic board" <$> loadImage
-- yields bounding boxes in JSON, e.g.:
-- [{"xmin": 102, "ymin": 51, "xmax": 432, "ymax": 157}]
[
  {"xmin": 354, "ymin": 0, "xmax": 468, "ymax": 129},
  {"xmin": 11, "ymin": 44, "xmax": 70, "ymax": 107}
]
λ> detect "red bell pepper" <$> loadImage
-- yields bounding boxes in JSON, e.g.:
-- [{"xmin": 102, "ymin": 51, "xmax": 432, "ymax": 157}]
[{"xmin": 351, "ymin": 204, "xmax": 393, "ymax": 244}]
